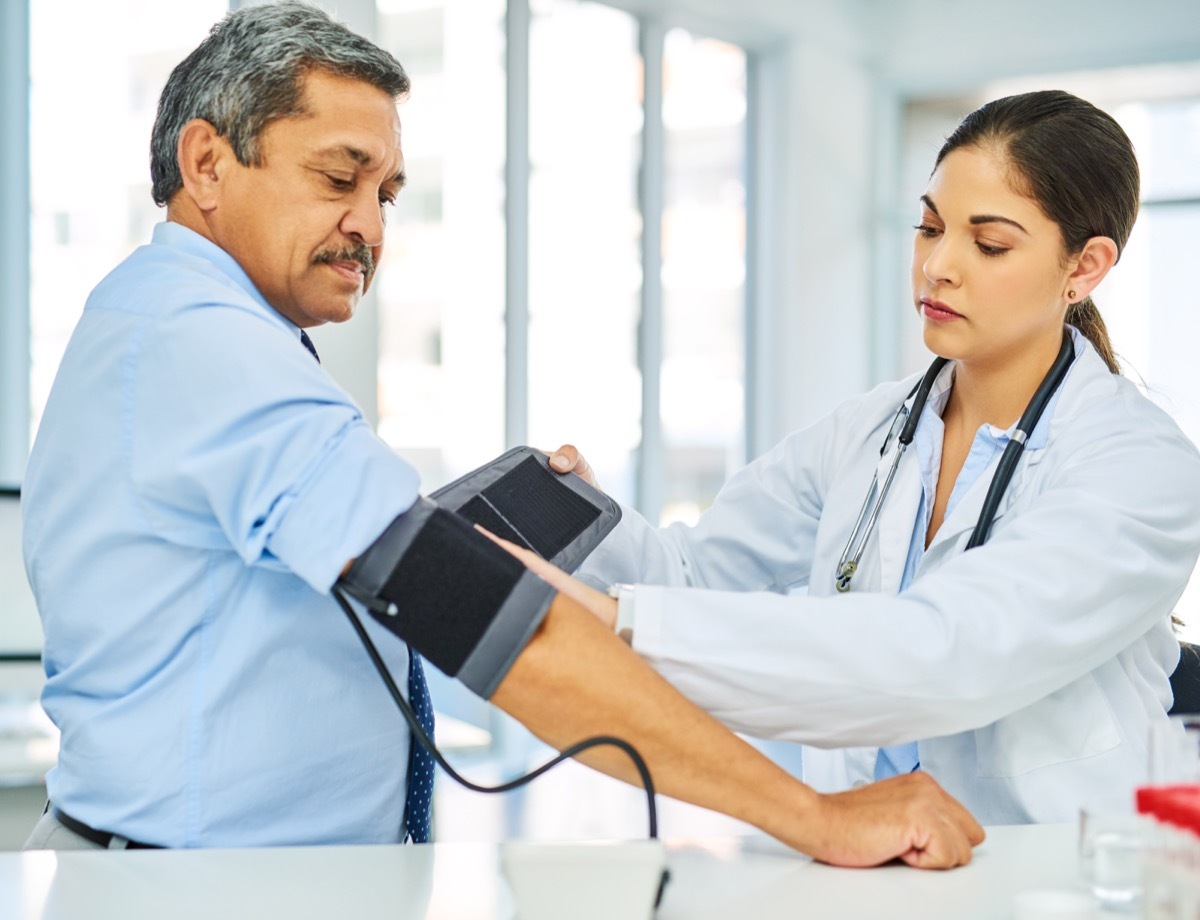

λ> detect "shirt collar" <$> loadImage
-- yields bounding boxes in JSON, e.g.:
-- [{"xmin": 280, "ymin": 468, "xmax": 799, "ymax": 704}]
[{"xmin": 151, "ymin": 221, "xmax": 302, "ymax": 338}]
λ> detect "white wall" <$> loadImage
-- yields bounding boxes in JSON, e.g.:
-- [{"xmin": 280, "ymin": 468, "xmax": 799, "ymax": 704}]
[
  {"xmin": 773, "ymin": 42, "xmax": 878, "ymax": 433},
  {"xmin": 0, "ymin": 1, "xmax": 29, "ymax": 489},
  {"xmin": 872, "ymin": 0, "xmax": 1200, "ymax": 96},
  {"xmin": 0, "ymin": 495, "xmax": 40, "ymax": 654}
]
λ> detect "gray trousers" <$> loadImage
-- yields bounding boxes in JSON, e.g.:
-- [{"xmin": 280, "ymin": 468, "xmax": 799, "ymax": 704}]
[{"xmin": 24, "ymin": 809, "xmax": 118, "ymax": 850}]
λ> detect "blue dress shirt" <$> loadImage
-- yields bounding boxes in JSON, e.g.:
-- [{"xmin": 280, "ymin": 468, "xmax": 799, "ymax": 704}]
[
  {"xmin": 22, "ymin": 222, "xmax": 423, "ymax": 846},
  {"xmin": 874, "ymin": 355, "xmax": 1068, "ymax": 779}
]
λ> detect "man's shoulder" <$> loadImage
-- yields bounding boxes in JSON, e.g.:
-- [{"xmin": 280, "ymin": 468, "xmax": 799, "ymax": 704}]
[
  {"xmin": 74, "ymin": 230, "xmax": 303, "ymax": 384},
  {"xmin": 91, "ymin": 234, "xmax": 255, "ymax": 318}
]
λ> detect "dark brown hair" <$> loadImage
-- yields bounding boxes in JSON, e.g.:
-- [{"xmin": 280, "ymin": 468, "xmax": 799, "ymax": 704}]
[{"xmin": 935, "ymin": 90, "xmax": 1140, "ymax": 374}]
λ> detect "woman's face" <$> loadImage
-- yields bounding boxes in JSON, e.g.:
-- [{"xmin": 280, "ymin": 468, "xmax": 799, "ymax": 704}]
[{"xmin": 911, "ymin": 145, "xmax": 1073, "ymax": 373}]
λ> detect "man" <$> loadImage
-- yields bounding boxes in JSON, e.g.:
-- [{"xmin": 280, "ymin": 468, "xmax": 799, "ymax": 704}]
[{"xmin": 21, "ymin": 1, "xmax": 982, "ymax": 866}]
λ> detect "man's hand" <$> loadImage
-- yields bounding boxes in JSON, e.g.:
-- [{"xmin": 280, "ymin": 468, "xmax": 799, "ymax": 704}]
[
  {"xmin": 802, "ymin": 772, "xmax": 984, "ymax": 869},
  {"xmin": 547, "ymin": 444, "xmax": 599, "ymax": 488}
]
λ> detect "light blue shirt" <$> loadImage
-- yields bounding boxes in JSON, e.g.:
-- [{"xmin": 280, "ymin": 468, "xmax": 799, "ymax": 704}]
[
  {"xmin": 874, "ymin": 349, "xmax": 1069, "ymax": 779},
  {"xmin": 22, "ymin": 222, "xmax": 422, "ymax": 846}
]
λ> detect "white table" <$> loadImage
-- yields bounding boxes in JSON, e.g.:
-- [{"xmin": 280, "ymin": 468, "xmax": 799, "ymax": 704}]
[{"xmin": 1, "ymin": 824, "xmax": 1084, "ymax": 920}]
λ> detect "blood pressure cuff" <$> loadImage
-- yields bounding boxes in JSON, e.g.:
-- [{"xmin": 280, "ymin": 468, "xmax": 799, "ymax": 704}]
[
  {"xmin": 430, "ymin": 446, "xmax": 621, "ymax": 574},
  {"xmin": 338, "ymin": 447, "xmax": 621, "ymax": 698}
]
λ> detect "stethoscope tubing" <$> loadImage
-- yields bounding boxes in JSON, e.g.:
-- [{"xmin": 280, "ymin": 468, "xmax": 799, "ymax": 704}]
[
  {"xmin": 964, "ymin": 330, "xmax": 1075, "ymax": 549},
  {"xmin": 835, "ymin": 328, "xmax": 1075, "ymax": 591}
]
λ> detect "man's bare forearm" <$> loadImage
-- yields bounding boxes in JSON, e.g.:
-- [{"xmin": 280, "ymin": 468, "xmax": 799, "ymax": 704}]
[{"xmin": 491, "ymin": 593, "xmax": 816, "ymax": 838}]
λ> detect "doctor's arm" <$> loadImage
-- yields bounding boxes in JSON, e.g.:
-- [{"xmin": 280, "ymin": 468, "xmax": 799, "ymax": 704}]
[
  {"xmin": 490, "ymin": 590, "xmax": 983, "ymax": 869},
  {"xmin": 336, "ymin": 505, "xmax": 982, "ymax": 869},
  {"xmin": 548, "ymin": 420, "xmax": 1200, "ymax": 748}
]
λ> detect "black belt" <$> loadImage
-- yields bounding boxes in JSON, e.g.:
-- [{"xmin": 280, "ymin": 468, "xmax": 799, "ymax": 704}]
[{"xmin": 51, "ymin": 806, "xmax": 163, "ymax": 849}]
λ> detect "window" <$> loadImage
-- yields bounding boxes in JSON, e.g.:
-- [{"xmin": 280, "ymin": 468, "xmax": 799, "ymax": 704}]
[
  {"xmin": 1103, "ymin": 89, "xmax": 1200, "ymax": 642},
  {"xmin": 15, "ymin": 0, "xmax": 756, "ymax": 527},
  {"xmin": 28, "ymin": 0, "xmax": 227, "ymax": 441},
  {"xmin": 373, "ymin": 1, "xmax": 751, "ymax": 529},
  {"xmin": 374, "ymin": 0, "xmax": 508, "ymax": 494},
  {"xmin": 526, "ymin": 0, "xmax": 642, "ymax": 506},
  {"xmin": 660, "ymin": 29, "xmax": 747, "ymax": 525}
]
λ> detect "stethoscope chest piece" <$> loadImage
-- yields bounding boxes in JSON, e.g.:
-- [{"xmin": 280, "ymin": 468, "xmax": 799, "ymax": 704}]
[{"xmin": 835, "ymin": 560, "xmax": 856, "ymax": 593}]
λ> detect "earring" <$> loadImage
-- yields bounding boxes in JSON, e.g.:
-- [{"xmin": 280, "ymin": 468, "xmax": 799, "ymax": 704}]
[{"xmin": 1067, "ymin": 289, "xmax": 1077, "ymax": 301}]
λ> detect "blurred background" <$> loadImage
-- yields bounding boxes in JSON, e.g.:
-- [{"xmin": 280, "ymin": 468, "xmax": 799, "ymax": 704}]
[{"xmin": 1, "ymin": 0, "xmax": 1198, "ymax": 847}]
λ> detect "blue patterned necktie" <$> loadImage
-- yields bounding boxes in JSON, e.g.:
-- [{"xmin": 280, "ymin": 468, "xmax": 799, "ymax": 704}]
[
  {"xmin": 298, "ymin": 328, "xmax": 436, "ymax": 843},
  {"xmin": 299, "ymin": 329, "xmax": 320, "ymax": 361},
  {"xmin": 403, "ymin": 651, "xmax": 436, "ymax": 843}
]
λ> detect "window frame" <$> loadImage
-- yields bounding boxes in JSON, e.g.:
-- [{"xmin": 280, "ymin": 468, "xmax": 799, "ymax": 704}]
[{"xmin": 0, "ymin": 0, "xmax": 30, "ymax": 490}]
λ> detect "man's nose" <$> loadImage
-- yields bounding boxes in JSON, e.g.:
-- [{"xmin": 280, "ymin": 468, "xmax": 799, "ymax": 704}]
[{"xmin": 341, "ymin": 191, "xmax": 385, "ymax": 248}]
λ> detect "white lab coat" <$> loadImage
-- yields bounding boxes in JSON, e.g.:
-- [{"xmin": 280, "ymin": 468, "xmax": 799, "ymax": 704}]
[{"xmin": 579, "ymin": 334, "xmax": 1200, "ymax": 824}]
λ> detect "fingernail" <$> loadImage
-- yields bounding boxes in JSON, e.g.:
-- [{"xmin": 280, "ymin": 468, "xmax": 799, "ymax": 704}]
[{"xmin": 550, "ymin": 455, "xmax": 567, "ymax": 470}]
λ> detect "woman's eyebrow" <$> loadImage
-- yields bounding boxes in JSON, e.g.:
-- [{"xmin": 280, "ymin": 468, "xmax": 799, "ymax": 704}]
[
  {"xmin": 919, "ymin": 194, "xmax": 1028, "ymax": 234},
  {"xmin": 969, "ymin": 213, "xmax": 1029, "ymax": 234}
]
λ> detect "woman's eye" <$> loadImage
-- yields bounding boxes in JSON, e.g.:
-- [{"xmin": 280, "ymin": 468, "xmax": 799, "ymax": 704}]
[
  {"xmin": 976, "ymin": 242, "xmax": 1009, "ymax": 257},
  {"xmin": 326, "ymin": 175, "xmax": 354, "ymax": 191},
  {"xmin": 913, "ymin": 223, "xmax": 941, "ymax": 238}
]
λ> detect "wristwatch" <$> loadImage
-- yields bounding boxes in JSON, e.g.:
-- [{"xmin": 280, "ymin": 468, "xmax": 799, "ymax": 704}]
[{"xmin": 606, "ymin": 583, "xmax": 636, "ymax": 644}]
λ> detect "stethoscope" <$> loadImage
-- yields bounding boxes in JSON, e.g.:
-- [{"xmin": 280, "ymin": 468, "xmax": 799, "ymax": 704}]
[{"xmin": 834, "ymin": 328, "xmax": 1076, "ymax": 593}]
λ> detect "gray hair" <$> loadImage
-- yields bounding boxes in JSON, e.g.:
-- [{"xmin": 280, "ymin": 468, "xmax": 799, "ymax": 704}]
[{"xmin": 150, "ymin": 1, "xmax": 409, "ymax": 206}]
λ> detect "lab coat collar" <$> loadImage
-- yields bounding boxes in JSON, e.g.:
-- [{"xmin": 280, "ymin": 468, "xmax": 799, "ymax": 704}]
[
  {"xmin": 874, "ymin": 328, "xmax": 1089, "ymax": 572},
  {"xmin": 921, "ymin": 328, "xmax": 1089, "ymax": 558}
]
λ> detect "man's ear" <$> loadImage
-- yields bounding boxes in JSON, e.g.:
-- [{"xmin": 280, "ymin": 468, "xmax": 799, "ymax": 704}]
[
  {"xmin": 1065, "ymin": 236, "xmax": 1119, "ymax": 303},
  {"xmin": 176, "ymin": 119, "xmax": 232, "ymax": 212}
]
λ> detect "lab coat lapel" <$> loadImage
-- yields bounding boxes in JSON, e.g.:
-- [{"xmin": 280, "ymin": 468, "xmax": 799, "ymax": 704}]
[
  {"xmin": 872, "ymin": 443, "xmax": 923, "ymax": 593},
  {"xmin": 924, "ymin": 443, "xmax": 1048, "ymax": 558}
]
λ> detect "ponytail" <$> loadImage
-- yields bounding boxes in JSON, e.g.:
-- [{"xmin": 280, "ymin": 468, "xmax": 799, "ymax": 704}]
[{"xmin": 1066, "ymin": 297, "xmax": 1120, "ymax": 375}]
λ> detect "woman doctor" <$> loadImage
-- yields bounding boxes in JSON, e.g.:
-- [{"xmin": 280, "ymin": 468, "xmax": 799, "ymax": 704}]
[{"xmin": 522, "ymin": 90, "xmax": 1200, "ymax": 825}]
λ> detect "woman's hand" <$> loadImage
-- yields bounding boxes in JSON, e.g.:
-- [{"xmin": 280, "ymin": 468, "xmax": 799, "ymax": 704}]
[
  {"xmin": 477, "ymin": 526, "xmax": 618, "ymax": 630},
  {"xmin": 546, "ymin": 444, "xmax": 599, "ymax": 489}
]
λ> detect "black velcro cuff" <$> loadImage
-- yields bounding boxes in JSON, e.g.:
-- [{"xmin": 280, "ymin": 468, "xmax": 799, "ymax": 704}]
[
  {"xmin": 458, "ymin": 569, "xmax": 555, "ymax": 698},
  {"xmin": 338, "ymin": 499, "xmax": 554, "ymax": 698}
]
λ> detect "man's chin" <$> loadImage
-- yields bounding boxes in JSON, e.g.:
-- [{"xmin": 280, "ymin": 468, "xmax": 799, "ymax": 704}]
[{"xmin": 312, "ymin": 293, "xmax": 361, "ymax": 326}]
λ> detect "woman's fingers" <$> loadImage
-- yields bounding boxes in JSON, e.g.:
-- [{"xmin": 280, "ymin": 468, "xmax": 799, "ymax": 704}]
[
  {"xmin": 475, "ymin": 525, "xmax": 618, "ymax": 628},
  {"xmin": 546, "ymin": 444, "xmax": 599, "ymax": 488}
]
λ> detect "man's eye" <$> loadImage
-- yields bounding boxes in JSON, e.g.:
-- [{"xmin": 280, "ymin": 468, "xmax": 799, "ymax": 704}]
[{"xmin": 326, "ymin": 174, "xmax": 354, "ymax": 191}]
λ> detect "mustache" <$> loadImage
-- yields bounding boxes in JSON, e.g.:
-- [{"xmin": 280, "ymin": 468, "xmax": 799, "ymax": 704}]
[{"xmin": 313, "ymin": 244, "xmax": 376, "ymax": 281}]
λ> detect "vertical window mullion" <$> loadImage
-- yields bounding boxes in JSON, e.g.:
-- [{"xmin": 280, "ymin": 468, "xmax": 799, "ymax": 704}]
[
  {"xmin": 636, "ymin": 19, "xmax": 665, "ymax": 522},
  {"xmin": 491, "ymin": 0, "xmax": 534, "ymax": 771},
  {"xmin": 0, "ymin": 0, "xmax": 30, "ymax": 488},
  {"xmin": 505, "ymin": 0, "xmax": 531, "ymax": 450},
  {"xmin": 744, "ymin": 50, "xmax": 771, "ymax": 462}
]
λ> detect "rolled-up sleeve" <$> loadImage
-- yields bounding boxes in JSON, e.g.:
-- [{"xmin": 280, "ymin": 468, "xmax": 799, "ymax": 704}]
[{"xmin": 129, "ymin": 300, "xmax": 419, "ymax": 590}]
